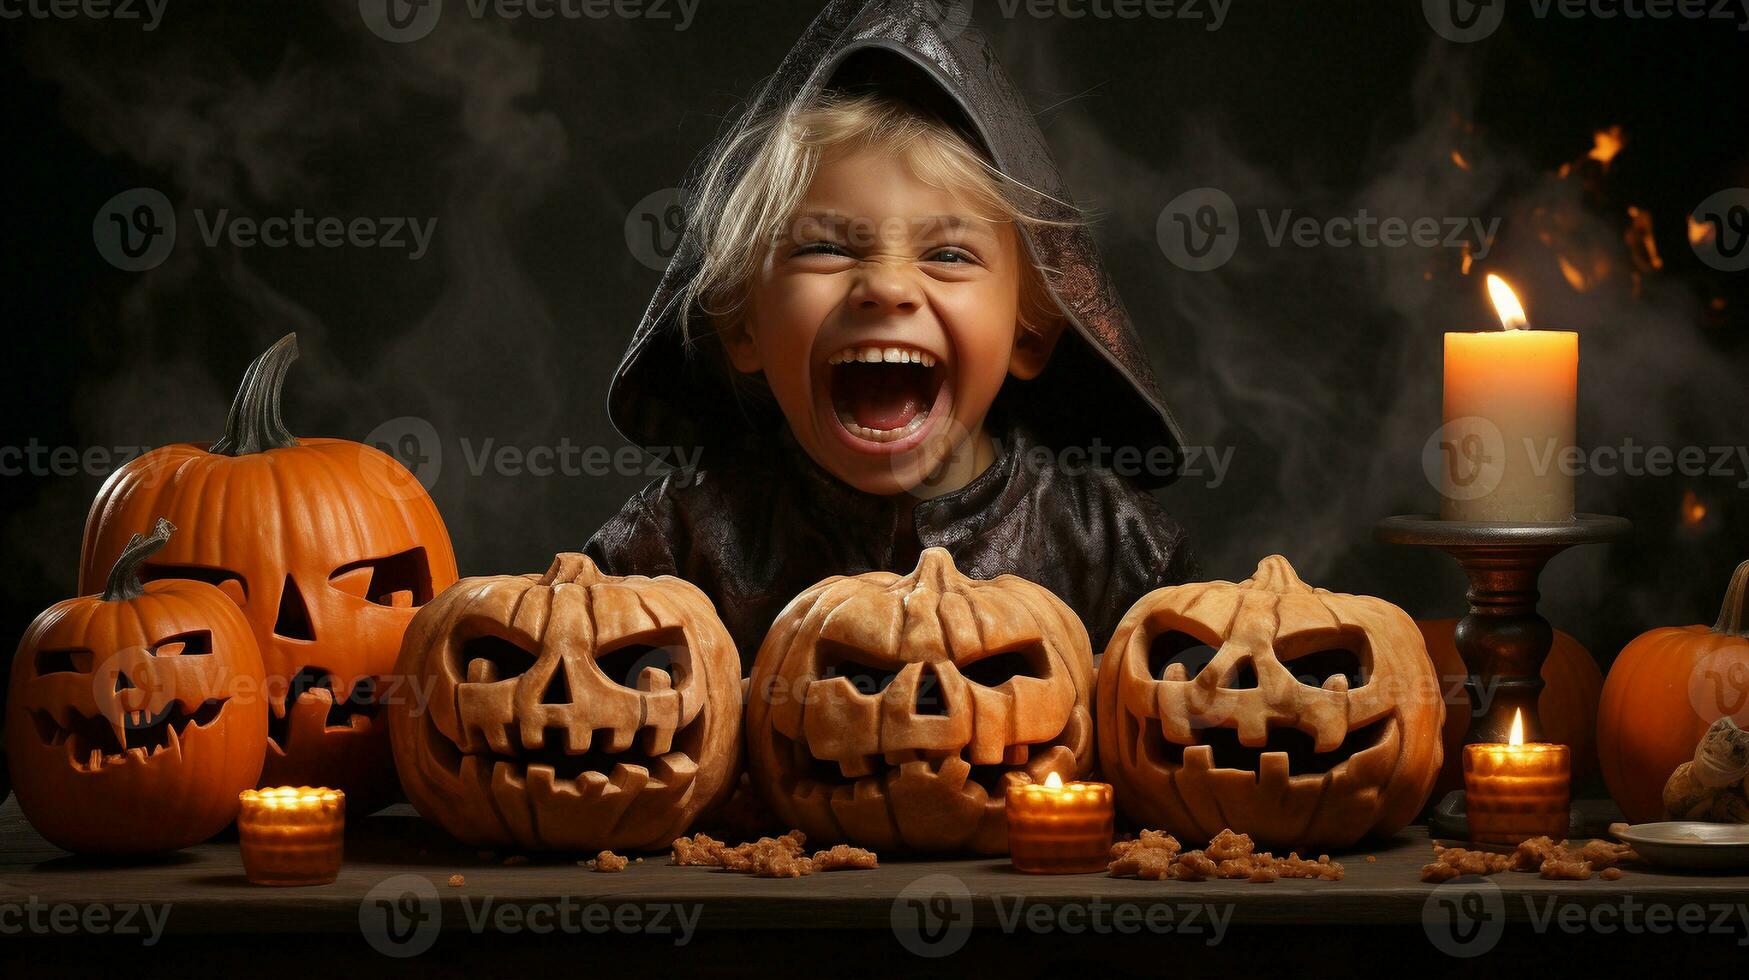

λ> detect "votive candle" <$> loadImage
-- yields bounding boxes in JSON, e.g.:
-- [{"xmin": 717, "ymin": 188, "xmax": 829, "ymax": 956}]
[
  {"xmin": 1006, "ymin": 772, "xmax": 1113, "ymax": 874},
  {"xmin": 238, "ymin": 786, "xmax": 346, "ymax": 886}
]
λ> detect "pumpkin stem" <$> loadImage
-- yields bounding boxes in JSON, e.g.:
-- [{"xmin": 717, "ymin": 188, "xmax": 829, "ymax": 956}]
[
  {"xmin": 542, "ymin": 553, "xmax": 603, "ymax": 587},
  {"xmin": 210, "ymin": 333, "xmax": 301, "ymax": 455},
  {"xmin": 1247, "ymin": 555, "xmax": 1313, "ymax": 594},
  {"xmin": 912, "ymin": 548, "xmax": 957, "ymax": 591},
  {"xmin": 1714, "ymin": 559, "xmax": 1749, "ymax": 638},
  {"xmin": 102, "ymin": 518, "xmax": 176, "ymax": 602}
]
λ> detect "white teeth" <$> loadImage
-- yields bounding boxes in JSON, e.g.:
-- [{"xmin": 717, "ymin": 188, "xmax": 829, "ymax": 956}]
[
  {"xmin": 827, "ymin": 345, "xmax": 938, "ymax": 368},
  {"xmin": 835, "ymin": 406, "xmax": 930, "ymax": 443}
]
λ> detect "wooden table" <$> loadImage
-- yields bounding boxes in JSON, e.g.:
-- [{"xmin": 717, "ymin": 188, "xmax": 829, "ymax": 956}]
[{"xmin": 4, "ymin": 797, "xmax": 1747, "ymax": 974}]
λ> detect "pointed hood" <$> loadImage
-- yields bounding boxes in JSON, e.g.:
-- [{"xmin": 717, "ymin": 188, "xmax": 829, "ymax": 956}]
[{"xmin": 607, "ymin": 0, "xmax": 1187, "ymax": 485}]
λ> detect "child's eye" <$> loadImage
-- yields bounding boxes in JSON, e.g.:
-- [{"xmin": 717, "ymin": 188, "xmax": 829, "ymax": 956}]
[
  {"xmin": 925, "ymin": 247, "xmax": 977, "ymax": 265},
  {"xmin": 794, "ymin": 241, "xmax": 850, "ymax": 258}
]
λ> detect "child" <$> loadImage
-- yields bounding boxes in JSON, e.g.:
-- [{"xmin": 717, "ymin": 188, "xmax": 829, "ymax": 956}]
[{"xmin": 589, "ymin": 0, "xmax": 1195, "ymax": 662}]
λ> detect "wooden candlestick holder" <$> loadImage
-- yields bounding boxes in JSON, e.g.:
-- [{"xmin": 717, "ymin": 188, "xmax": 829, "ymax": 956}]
[{"xmin": 1377, "ymin": 515, "xmax": 1629, "ymax": 840}]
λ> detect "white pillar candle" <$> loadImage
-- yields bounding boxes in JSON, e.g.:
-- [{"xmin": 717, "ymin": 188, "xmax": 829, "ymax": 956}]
[{"xmin": 1440, "ymin": 276, "xmax": 1577, "ymax": 523}]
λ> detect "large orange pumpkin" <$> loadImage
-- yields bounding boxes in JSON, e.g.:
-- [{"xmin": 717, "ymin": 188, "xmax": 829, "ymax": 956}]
[
  {"xmin": 1419, "ymin": 618, "xmax": 1602, "ymax": 799},
  {"xmin": 1598, "ymin": 559, "xmax": 1749, "ymax": 823},
  {"xmin": 390, "ymin": 553, "xmax": 743, "ymax": 852},
  {"xmin": 78, "ymin": 335, "xmax": 458, "ymax": 806},
  {"xmin": 6, "ymin": 519, "xmax": 267, "ymax": 853},
  {"xmin": 746, "ymin": 549, "xmax": 1095, "ymax": 855},
  {"xmin": 1097, "ymin": 557, "xmax": 1443, "ymax": 850}
]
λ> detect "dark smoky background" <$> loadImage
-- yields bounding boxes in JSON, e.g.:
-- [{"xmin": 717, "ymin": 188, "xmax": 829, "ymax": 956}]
[{"xmin": 2, "ymin": 0, "xmax": 1746, "ymax": 674}]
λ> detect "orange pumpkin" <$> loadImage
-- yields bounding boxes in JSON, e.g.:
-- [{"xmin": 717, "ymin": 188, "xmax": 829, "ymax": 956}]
[
  {"xmin": 1598, "ymin": 560, "xmax": 1749, "ymax": 823},
  {"xmin": 746, "ymin": 549, "xmax": 1094, "ymax": 854},
  {"xmin": 390, "ymin": 554, "xmax": 743, "ymax": 852},
  {"xmin": 78, "ymin": 335, "xmax": 458, "ymax": 806},
  {"xmin": 6, "ymin": 519, "xmax": 267, "ymax": 853},
  {"xmin": 1097, "ymin": 557, "xmax": 1443, "ymax": 850},
  {"xmin": 1418, "ymin": 619, "xmax": 1602, "ymax": 799}
]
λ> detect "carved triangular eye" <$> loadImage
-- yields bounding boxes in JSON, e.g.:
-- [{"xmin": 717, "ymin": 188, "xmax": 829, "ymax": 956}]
[
  {"xmin": 141, "ymin": 563, "xmax": 247, "ymax": 606},
  {"xmin": 594, "ymin": 633, "xmax": 686, "ymax": 690},
  {"xmin": 151, "ymin": 630, "xmax": 213, "ymax": 658},
  {"xmin": 960, "ymin": 644, "xmax": 1047, "ymax": 688},
  {"xmin": 459, "ymin": 634, "xmax": 536, "ymax": 683},
  {"xmin": 35, "ymin": 648, "xmax": 94, "ymax": 675},
  {"xmin": 817, "ymin": 643, "xmax": 902, "ymax": 696},
  {"xmin": 331, "ymin": 549, "xmax": 434, "ymax": 608},
  {"xmin": 1146, "ymin": 630, "xmax": 1218, "ymax": 681}
]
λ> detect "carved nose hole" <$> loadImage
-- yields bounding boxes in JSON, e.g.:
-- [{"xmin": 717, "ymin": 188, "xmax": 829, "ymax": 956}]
[
  {"xmin": 275, "ymin": 576, "xmax": 315, "ymax": 640},
  {"xmin": 541, "ymin": 662, "xmax": 571, "ymax": 705},
  {"xmin": 1223, "ymin": 658, "xmax": 1259, "ymax": 690},
  {"xmin": 114, "ymin": 670, "xmax": 135, "ymax": 692},
  {"xmin": 914, "ymin": 665, "xmax": 949, "ymax": 717}
]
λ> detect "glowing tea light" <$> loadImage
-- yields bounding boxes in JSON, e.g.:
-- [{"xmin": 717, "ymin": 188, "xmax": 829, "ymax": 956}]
[
  {"xmin": 1440, "ymin": 275, "xmax": 1578, "ymax": 523},
  {"xmin": 1463, "ymin": 710, "xmax": 1571, "ymax": 844},
  {"xmin": 1006, "ymin": 771, "xmax": 1113, "ymax": 874},
  {"xmin": 238, "ymin": 786, "xmax": 346, "ymax": 886}
]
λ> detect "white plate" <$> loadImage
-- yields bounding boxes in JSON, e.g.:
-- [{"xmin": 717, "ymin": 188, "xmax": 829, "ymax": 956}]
[{"xmin": 1614, "ymin": 821, "xmax": 1749, "ymax": 869}]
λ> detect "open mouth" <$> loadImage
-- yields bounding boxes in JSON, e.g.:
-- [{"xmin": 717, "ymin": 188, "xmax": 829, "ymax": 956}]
[
  {"xmin": 1136, "ymin": 714, "xmax": 1399, "ymax": 783},
  {"xmin": 824, "ymin": 343, "xmax": 950, "ymax": 452},
  {"xmin": 774, "ymin": 733, "xmax": 1074, "ymax": 804},
  {"xmin": 267, "ymin": 667, "xmax": 380, "ymax": 752},
  {"xmin": 424, "ymin": 704, "xmax": 707, "ymax": 806},
  {"xmin": 32, "ymin": 699, "xmax": 229, "ymax": 771}
]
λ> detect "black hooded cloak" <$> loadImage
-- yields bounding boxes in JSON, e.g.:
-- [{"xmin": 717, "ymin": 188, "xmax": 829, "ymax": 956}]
[{"xmin": 588, "ymin": 0, "xmax": 1197, "ymax": 663}]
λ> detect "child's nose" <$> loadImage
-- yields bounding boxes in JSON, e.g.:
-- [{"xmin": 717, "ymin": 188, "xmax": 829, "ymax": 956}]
[{"xmin": 849, "ymin": 261, "xmax": 923, "ymax": 315}]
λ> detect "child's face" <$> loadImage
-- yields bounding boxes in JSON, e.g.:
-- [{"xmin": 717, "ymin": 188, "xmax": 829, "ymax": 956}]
[{"xmin": 726, "ymin": 146, "xmax": 1042, "ymax": 497}]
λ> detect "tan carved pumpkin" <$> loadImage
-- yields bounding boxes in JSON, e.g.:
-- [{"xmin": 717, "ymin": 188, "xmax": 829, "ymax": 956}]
[
  {"xmin": 6, "ymin": 519, "xmax": 267, "ymax": 853},
  {"xmin": 78, "ymin": 334, "xmax": 458, "ymax": 806},
  {"xmin": 1096, "ymin": 556, "xmax": 1443, "ymax": 850},
  {"xmin": 388, "ymin": 554, "xmax": 742, "ymax": 852},
  {"xmin": 745, "ymin": 548, "xmax": 1095, "ymax": 854}
]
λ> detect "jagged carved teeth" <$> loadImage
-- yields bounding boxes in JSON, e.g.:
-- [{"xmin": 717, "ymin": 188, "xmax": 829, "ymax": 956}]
[{"xmin": 826, "ymin": 345, "xmax": 937, "ymax": 367}]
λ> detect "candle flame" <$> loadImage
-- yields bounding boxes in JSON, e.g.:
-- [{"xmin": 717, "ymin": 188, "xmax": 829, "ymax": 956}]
[
  {"xmin": 1044, "ymin": 771, "xmax": 1064, "ymax": 789},
  {"xmin": 1486, "ymin": 274, "xmax": 1529, "ymax": 331},
  {"xmin": 1509, "ymin": 709, "xmax": 1525, "ymax": 747}
]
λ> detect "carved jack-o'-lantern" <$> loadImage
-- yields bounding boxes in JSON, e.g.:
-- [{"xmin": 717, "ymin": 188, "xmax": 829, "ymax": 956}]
[
  {"xmin": 389, "ymin": 554, "xmax": 742, "ymax": 851},
  {"xmin": 746, "ymin": 549, "xmax": 1095, "ymax": 854},
  {"xmin": 78, "ymin": 334, "xmax": 458, "ymax": 805},
  {"xmin": 1097, "ymin": 556, "xmax": 1443, "ymax": 850},
  {"xmin": 6, "ymin": 519, "xmax": 267, "ymax": 853}
]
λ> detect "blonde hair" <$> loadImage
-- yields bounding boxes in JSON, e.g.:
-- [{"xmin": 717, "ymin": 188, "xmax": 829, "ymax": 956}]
[{"xmin": 681, "ymin": 91, "xmax": 1076, "ymax": 347}]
